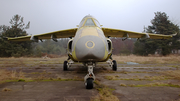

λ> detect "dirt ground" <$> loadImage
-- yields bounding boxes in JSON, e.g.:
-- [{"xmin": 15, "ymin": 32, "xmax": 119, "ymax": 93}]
[{"xmin": 0, "ymin": 58, "xmax": 180, "ymax": 101}]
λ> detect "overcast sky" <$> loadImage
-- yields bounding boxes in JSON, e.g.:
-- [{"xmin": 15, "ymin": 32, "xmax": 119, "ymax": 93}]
[{"xmin": 0, "ymin": 0, "xmax": 180, "ymax": 35}]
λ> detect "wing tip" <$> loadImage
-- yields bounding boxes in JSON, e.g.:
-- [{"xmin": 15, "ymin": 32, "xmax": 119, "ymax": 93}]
[{"xmin": 172, "ymin": 33, "xmax": 177, "ymax": 36}]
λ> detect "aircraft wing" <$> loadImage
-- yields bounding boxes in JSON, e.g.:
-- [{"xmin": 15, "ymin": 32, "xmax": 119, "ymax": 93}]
[
  {"xmin": 7, "ymin": 28, "xmax": 78, "ymax": 41},
  {"xmin": 102, "ymin": 27, "xmax": 174, "ymax": 39}
]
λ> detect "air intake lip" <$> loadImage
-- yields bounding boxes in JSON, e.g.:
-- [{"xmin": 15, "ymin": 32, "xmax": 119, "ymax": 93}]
[{"xmin": 85, "ymin": 41, "xmax": 95, "ymax": 48}]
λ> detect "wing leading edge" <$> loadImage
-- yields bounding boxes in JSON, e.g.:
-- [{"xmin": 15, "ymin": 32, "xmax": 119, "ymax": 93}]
[
  {"xmin": 102, "ymin": 27, "xmax": 175, "ymax": 39},
  {"xmin": 8, "ymin": 28, "xmax": 78, "ymax": 41},
  {"xmin": 7, "ymin": 27, "xmax": 175, "ymax": 41}
]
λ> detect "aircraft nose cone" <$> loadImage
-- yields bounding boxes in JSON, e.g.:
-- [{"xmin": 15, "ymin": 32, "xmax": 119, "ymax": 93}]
[{"xmin": 75, "ymin": 36, "xmax": 105, "ymax": 61}]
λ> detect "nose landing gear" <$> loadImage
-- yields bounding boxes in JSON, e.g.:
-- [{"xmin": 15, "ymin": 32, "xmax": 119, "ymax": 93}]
[{"xmin": 84, "ymin": 62, "xmax": 96, "ymax": 89}]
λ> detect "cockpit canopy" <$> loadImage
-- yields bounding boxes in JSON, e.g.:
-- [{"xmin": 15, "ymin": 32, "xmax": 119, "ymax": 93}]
[
  {"xmin": 79, "ymin": 16, "xmax": 101, "ymax": 28},
  {"xmin": 84, "ymin": 18, "xmax": 95, "ymax": 26}
]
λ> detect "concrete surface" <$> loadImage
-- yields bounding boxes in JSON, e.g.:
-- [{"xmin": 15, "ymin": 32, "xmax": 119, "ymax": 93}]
[
  {"xmin": 0, "ymin": 81, "xmax": 97, "ymax": 101},
  {"xmin": 0, "ymin": 62, "xmax": 180, "ymax": 101}
]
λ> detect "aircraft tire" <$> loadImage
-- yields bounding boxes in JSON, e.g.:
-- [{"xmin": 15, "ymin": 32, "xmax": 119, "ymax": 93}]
[
  {"xmin": 112, "ymin": 60, "xmax": 117, "ymax": 71},
  {"xmin": 86, "ymin": 78, "xmax": 93, "ymax": 89},
  {"xmin": 63, "ymin": 61, "xmax": 68, "ymax": 71}
]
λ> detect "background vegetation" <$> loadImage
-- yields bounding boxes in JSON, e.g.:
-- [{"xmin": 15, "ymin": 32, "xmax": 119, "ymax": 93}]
[
  {"xmin": 0, "ymin": 15, "xmax": 32, "ymax": 57},
  {"xmin": 133, "ymin": 12, "xmax": 180, "ymax": 56},
  {"xmin": 0, "ymin": 12, "xmax": 179, "ymax": 57}
]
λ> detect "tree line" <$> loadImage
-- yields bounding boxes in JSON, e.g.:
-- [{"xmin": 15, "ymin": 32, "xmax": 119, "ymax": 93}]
[{"xmin": 0, "ymin": 12, "xmax": 179, "ymax": 57}]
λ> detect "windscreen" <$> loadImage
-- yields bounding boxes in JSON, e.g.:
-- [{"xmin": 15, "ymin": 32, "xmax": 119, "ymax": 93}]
[{"xmin": 84, "ymin": 18, "xmax": 95, "ymax": 26}]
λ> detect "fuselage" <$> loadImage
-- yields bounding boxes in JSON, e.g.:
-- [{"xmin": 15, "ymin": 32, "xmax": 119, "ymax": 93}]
[{"xmin": 67, "ymin": 15, "xmax": 112, "ymax": 62}]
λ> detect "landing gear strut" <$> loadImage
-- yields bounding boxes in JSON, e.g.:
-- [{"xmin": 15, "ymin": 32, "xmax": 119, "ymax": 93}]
[{"xmin": 84, "ymin": 62, "xmax": 96, "ymax": 89}]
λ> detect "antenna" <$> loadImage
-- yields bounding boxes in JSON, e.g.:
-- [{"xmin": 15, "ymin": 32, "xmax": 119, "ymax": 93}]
[{"xmin": 143, "ymin": 26, "xmax": 146, "ymax": 33}]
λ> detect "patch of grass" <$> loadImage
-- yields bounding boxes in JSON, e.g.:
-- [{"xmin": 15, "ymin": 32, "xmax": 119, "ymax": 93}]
[
  {"xmin": 129, "ymin": 84, "xmax": 135, "ymax": 87},
  {"xmin": 0, "ymin": 57, "xmax": 68, "ymax": 68},
  {"xmin": 2, "ymin": 78, "xmax": 83, "ymax": 83},
  {"xmin": 119, "ymin": 71, "xmax": 128, "ymax": 74},
  {"xmin": 120, "ymin": 83, "xmax": 127, "ymax": 87},
  {"xmin": 123, "ymin": 82, "xmax": 180, "ymax": 88},
  {"xmin": 161, "ymin": 70, "xmax": 180, "ymax": 80},
  {"xmin": 18, "ymin": 79, "xmax": 25, "ymax": 82},
  {"xmin": 141, "ymin": 75, "xmax": 172, "ymax": 80},
  {"xmin": 50, "ymin": 67, "xmax": 55, "ymax": 69},
  {"xmin": 113, "ymin": 55, "xmax": 180, "ymax": 64},
  {"xmin": 171, "ymin": 65, "xmax": 180, "ymax": 70},
  {"xmin": 30, "ymin": 72, "xmax": 40, "ymax": 74},
  {"xmin": 0, "ymin": 69, "xmax": 29, "ymax": 84},
  {"xmin": 1, "ymin": 80, "xmax": 19, "ymax": 83},
  {"xmin": 130, "ymin": 71, "xmax": 148, "ymax": 73},
  {"xmin": 35, "ymin": 66, "xmax": 41, "ymax": 69},
  {"xmin": 117, "ymin": 71, "xmax": 149, "ymax": 73},
  {"xmin": 104, "ymin": 75, "xmax": 171, "ymax": 81},
  {"xmin": 36, "ymin": 78, "xmax": 83, "ymax": 82},
  {"xmin": 0, "ymin": 69, "xmax": 83, "ymax": 84},
  {"xmin": 2, "ymin": 88, "xmax": 11, "ymax": 92},
  {"xmin": 133, "ymin": 75, "xmax": 139, "ymax": 78},
  {"xmin": 100, "ymin": 69, "xmax": 116, "ymax": 73},
  {"xmin": 57, "ymin": 77, "xmax": 61, "ymax": 80},
  {"xmin": 91, "ymin": 80, "xmax": 119, "ymax": 101},
  {"xmin": 104, "ymin": 76, "xmax": 118, "ymax": 80},
  {"xmin": 30, "ymin": 71, "xmax": 48, "ymax": 75}
]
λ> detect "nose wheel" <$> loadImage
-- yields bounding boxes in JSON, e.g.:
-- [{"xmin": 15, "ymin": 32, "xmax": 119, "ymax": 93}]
[{"xmin": 85, "ymin": 78, "xmax": 94, "ymax": 89}]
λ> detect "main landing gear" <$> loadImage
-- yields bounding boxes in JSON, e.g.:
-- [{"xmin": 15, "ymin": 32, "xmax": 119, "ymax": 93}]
[
  {"xmin": 107, "ymin": 59, "xmax": 117, "ymax": 71},
  {"xmin": 63, "ymin": 59, "xmax": 74, "ymax": 71},
  {"xmin": 112, "ymin": 60, "xmax": 117, "ymax": 71}
]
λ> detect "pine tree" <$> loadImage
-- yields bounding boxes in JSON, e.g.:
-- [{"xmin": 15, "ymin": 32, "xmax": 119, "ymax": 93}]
[
  {"xmin": 0, "ymin": 14, "xmax": 32, "ymax": 57},
  {"xmin": 133, "ymin": 12, "xmax": 180, "ymax": 56}
]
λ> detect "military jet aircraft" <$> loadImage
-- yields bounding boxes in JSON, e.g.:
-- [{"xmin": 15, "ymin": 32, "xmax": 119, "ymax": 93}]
[{"xmin": 7, "ymin": 15, "xmax": 175, "ymax": 89}]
